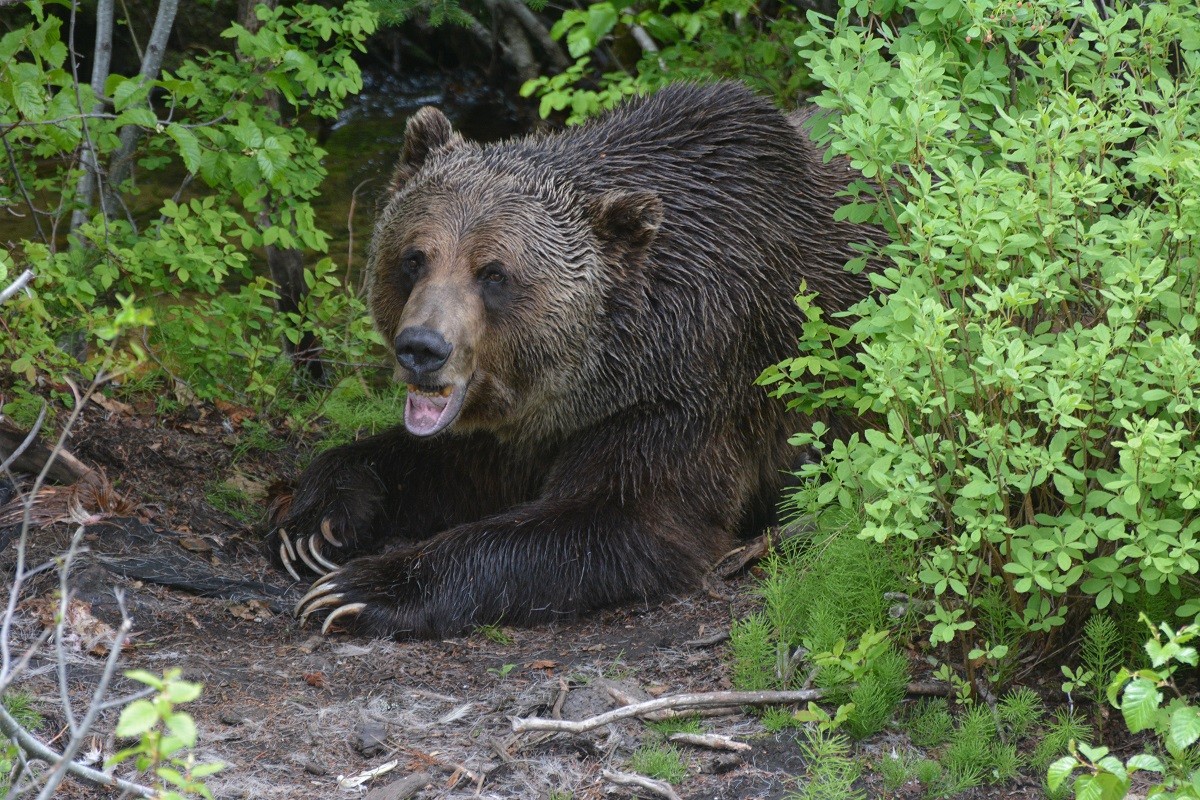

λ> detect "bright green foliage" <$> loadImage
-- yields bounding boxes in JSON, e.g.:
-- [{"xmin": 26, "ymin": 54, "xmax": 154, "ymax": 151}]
[
  {"xmin": 0, "ymin": 693, "xmax": 42, "ymax": 791},
  {"xmin": 1032, "ymin": 709, "xmax": 1093, "ymax": 772},
  {"xmin": 904, "ymin": 697, "xmax": 954, "ymax": 749},
  {"xmin": 108, "ymin": 668, "xmax": 222, "ymax": 800},
  {"xmin": 997, "ymin": 686, "xmax": 1045, "ymax": 740},
  {"xmin": 520, "ymin": 0, "xmax": 812, "ymax": 124},
  {"xmin": 729, "ymin": 513, "xmax": 910, "ymax": 694},
  {"xmin": 1049, "ymin": 618, "xmax": 1200, "ymax": 800},
  {"xmin": 628, "ymin": 744, "xmax": 686, "ymax": 784},
  {"xmin": 768, "ymin": 0, "xmax": 1200, "ymax": 662},
  {"xmin": 843, "ymin": 645, "xmax": 908, "ymax": 740},
  {"xmin": 297, "ymin": 378, "xmax": 407, "ymax": 451},
  {"xmin": 1, "ymin": 1, "xmax": 380, "ymax": 405},
  {"xmin": 789, "ymin": 727, "xmax": 864, "ymax": 800}
]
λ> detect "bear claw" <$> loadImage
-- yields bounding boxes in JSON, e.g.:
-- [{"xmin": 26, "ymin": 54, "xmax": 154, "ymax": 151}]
[
  {"xmin": 295, "ymin": 578, "xmax": 339, "ymax": 618},
  {"xmin": 279, "ymin": 544, "xmax": 301, "ymax": 581},
  {"xmin": 320, "ymin": 517, "xmax": 345, "ymax": 548},
  {"xmin": 308, "ymin": 535, "xmax": 339, "ymax": 572},
  {"xmin": 297, "ymin": 591, "xmax": 345, "ymax": 625},
  {"xmin": 320, "ymin": 602, "xmax": 366, "ymax": 635}
]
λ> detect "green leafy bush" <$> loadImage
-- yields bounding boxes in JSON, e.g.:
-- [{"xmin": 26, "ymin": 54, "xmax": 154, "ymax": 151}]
[
  {"xmin": 1049, "ymin": 618, "xmax": 1200, "ymax": 800},
  {"xmin": 1, "ymin": 1, "xmax": 380, "ymax": 406},
  {"xmin": 768, "ymin": 0, "xmax": 1200, "ymax": 668},
  {"xmin": 521, "ymin": 0, "xmax": 813, "ymax": 124}
]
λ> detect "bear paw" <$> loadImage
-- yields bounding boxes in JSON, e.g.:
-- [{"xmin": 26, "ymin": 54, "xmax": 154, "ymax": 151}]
[
  {"xmin": 268, "ymin": 521, "xmax": 346, "ymax": 581},
  {"xmin": 291, "ymin": 551, "xmax": 441, "ymax": 638}
]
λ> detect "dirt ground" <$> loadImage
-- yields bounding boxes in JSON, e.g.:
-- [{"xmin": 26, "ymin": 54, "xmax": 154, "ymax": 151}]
[{"xmin": 0, "ymin": 398, "xmax": 1050, "ymax": 799}]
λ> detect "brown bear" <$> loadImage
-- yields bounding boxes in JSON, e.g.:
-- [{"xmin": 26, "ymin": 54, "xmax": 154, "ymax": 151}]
[{"xmin": 268, "ymin": 81, "xmax": 876, "ymax": 638}]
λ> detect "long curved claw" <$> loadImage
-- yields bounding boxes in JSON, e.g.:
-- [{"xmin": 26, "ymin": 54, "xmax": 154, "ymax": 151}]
[
  {"xmin": 309, "ymin": 535, "xmax": 339, "ymax": 572},
  {"xmin": 320, "ymin": 517, "xmax": 345, "ymax": 548},
  {"xmin": 278, "ymin": 528, "xmax": 297, "ymax": 562},
  {"xmin": 295, "ymin": 537, "xmax": 327, "ymax": 575},
  {"xmin": 321, "ymin": 603, "xmax": 366, "ymax": 635},
  {"xmin": 297, "ymin": 592, "xmax": 346, "ymax": 626},
  {"xmin": 280, "ymin": 544, "xmax": 301, "ymax": 581},
  {"xmin": 294, "ymin": 578, "xmax": 339, "ymax": 617}
]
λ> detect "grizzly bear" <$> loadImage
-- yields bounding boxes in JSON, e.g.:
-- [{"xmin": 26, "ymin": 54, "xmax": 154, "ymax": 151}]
[{"xmin": 268, "ymin": 81, "xmax": 876, "ymax": 638}]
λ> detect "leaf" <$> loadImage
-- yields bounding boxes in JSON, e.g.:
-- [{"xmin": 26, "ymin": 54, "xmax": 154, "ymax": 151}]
[
  {"xmin": 1126, "ymin": 753, "xmax": 1163, "ymax": 773},
  {"xmin": 115, "ymin": 107, "xmax": 156, "ymax": 128},
  {"xmin": 1047, "ymin": 756, "xmax": 1077, "ymax": 789},
  {"xmin": 114, "ymin": 699, "xmax": 159, "ymax": 738},
  {"xmin": 164, "ymin": 711, "xmax": 197, "ymax": 747},
  {"xmin": 166, "ymin": 124, "xmax": 202, "ymax": 174},
  {"xmin": 1120, "ymin": 677, "xmax": 1162, "ymax": 733},
  {"xmin": 1170, "ymin": 706, "xmax": 1200, "ymax": 750}
]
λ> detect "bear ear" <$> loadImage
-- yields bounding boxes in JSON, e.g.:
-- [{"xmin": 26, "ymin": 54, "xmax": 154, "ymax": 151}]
[
  {"xmin": 387, "ymin": 107, "xmax": 463, "ymax": 193},
  {"xmin": 587, "ymin": 190, "xmax": 664, "ymax": 258}
]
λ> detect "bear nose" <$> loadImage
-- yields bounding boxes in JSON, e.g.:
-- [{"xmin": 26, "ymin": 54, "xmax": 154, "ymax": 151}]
[{"xmin": 395, "ymin": 327, "xmax": 453, "ymax": 377}]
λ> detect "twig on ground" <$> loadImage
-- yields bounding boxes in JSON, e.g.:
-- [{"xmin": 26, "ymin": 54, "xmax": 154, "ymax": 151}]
[
  {"xmin": 906, "ymin": 681, "xmax": 954, "ymax": 696},
  {"xmin": 682, "ymin": 630, "xmax": 729, "ymax": 648},
  {"xmin": 510, "ymin": 689, "xmax": 826, "ymax": 734},
  {"xmin": 551, "ymin": 677, "xmax": 568, "ymax": 720},
  {"xmin": 601, "ymin": 769, "xmax": 682, "ymax": 800},
  {"xmin": 667, "ymin": 732, "xmax": 751, "ymax": 753}
]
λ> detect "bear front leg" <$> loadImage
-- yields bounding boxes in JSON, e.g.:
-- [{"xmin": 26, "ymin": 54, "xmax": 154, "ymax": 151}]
[
  {"xmin": 293, "ymin": 498, "xmax": 729, "ymax": 638},
  {"xmin": 266, "ymin": 434, "xmax": 398, "ymax": 580},
  {"xmin": 267, "ymin": 429, "xmax": 534, "ymax": 580}
]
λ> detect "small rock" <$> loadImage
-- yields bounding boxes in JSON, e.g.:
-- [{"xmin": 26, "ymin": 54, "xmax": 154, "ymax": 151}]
[
  {"xmin": 355, "ymin": 720, "xmax": 390, "ymax": 757},
  {"xmin": 219, "ymin": 710, "xmax": 248, "ymax": 726},
  {"xmin": 700, "ymin": 752, "xmax": 743, "ymax": 774},
  {"xmin": 302, "ymin": 759, "xmax": 329, "ymax": 776},
  {"xmin": 362, "ymin": 772, "xmax": 433, "ymax": 800}
]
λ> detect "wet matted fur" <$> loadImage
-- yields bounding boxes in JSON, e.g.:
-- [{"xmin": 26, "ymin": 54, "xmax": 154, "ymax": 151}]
[{"xmin": 269, "ymin": 82, "xmax": 877, "ymax": 638}]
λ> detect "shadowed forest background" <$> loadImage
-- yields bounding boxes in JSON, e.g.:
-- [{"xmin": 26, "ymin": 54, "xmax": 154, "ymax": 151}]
[{"xmin": 0, "ymin": 0, "xmax": 1198, "ymax": 798}]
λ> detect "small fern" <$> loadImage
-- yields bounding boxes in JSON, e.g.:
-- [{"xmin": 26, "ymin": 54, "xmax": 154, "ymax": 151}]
[
  {"xmin": 997, "ymin": 686, "xmax": 1045, "ymax": 740},
  {"xmin": 1079, "ymin": 614, "xmax": 1123, "ymax": 694},
  {"xmin": 904, "ymin": 697, "xmax": 954, "ymax": 749},
  {"xmin": 790, "ymin": 728, "xmax": 864, "ymax": 800}
]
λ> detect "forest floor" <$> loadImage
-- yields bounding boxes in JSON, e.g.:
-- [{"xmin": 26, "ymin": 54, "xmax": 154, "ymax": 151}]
[{"xmin": 0, "ymin": 396, "xmax": 1058, "ymax": 800}]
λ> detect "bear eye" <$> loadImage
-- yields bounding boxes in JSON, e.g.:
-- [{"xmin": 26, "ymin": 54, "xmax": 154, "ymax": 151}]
[
  {"xmin": 399, "ymin": 250, "xmax": 425, "ymax": 279},
  {"xmin": 479, "ymin": 262, "xmax": 507, "ymax": 285}
]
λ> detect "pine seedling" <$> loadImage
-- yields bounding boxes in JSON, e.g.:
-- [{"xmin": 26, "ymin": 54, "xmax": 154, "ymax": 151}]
[
  {"xmin": 904, "ymin": 697, "xmax": 954, "ymax": 749},
  {"xmin": 998, "ymin": 686, "xmax": 1045, "ymax": 740}
]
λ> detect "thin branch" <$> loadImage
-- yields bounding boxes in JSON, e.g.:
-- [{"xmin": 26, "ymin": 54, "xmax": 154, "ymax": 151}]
[
  {"xmin": 0, "ymin": 270, "xmax": 36, "ymax": 307},
  {"xmin": 1, "ymin": 138, "xmax": 47, "ymax": 243},
  {"xmin": 510, "ymin": 689, "xmax": 827, "ymax": 734},
  {"xmin": 601, "ymin": 769, "xmax": 682, "ymax": 800},
  {"xmin": 34, "ymin": 593, "xmax": 137, "ymax": 799},
  {"xmin": 667, "ymin": 732, "xmax": 751, "ymax": 752}
]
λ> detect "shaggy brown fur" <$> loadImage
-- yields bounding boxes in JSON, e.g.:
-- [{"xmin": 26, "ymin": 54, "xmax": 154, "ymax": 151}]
[{"xmin": 268, "ymin": 82, "xmax": 877, "ymax": 638}]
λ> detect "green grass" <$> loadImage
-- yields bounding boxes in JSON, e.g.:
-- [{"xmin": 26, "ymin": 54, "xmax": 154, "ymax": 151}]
[{"xmin": 629, "ymin": 744, "xmax": 686, "ymax": 784}]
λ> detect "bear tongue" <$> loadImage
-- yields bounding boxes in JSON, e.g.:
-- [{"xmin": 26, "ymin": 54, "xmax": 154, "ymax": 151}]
[{"xmin": 405, "ymin": 392, "xmax": 450, "ymax": 436}]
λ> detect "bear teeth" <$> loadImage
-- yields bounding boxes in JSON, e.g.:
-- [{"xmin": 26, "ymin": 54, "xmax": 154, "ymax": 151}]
[{"xmin": 408, "ymin": 384, "xmax": 454, "ymax": 398}]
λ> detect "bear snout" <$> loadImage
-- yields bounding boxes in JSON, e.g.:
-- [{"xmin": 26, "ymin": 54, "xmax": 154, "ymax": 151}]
[{"xmin": 394, "ymin": 326, "xmax": 454, "ymax": 378}]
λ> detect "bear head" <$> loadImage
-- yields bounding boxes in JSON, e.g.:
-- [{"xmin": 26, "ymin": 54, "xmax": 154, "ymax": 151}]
[{"xmin": 368, "ymin": 107, "xmax": 663, "ymax": 442}]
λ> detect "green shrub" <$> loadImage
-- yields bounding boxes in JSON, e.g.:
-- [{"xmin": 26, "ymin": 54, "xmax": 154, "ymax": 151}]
[
  {"xmin": 1049, "ymin": 618, "xmax": 1200, "ymax": 799},
  {"xmin": 729, "ymin": 512, "xmax": 910, "ymax": 692},
  {"xmin": 1, "ymin": 1, "xmax": 380, "ymax": 407},
  {"xmin": 766, "ymin": 0, "xmax": 1200, "ymax": 668},
  {"xmin": 629, "ymin": 744, "xmax": 686, "ymax": 784},
  {"xmin": 521, "ymin": 0, "xmax": 814, "ymax": 124},
  {"xmin": 997, "ymin": 686, "xmax": 1045, "ymax": 740},
  {"xmin": 904, "ymin": 697, "xmax": 954, "ymax": 749}
]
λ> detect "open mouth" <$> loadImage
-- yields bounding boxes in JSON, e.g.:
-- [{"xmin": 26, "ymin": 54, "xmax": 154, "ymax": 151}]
[{"xmin": 404, "ymin": 382, "xmax": 467, "ymax": 437}]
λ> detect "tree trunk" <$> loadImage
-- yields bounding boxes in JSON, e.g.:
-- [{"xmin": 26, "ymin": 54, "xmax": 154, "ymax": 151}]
[
  {"xmin": 238, "ymin": 0, "xmax": 325, "ymax": 383},
  {"xmin": 102, "ymin": 0, "xmax": 179, "ymax": 224},
  {"xmin": 69, "ymin": 0, "xmax": 115, "ymax": 237}
]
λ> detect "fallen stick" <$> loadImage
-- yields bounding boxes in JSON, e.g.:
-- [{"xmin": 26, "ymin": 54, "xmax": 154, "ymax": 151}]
[
  {"xmin": 601, "ymin": 769, "xmax": 682, "ymax": 800},
  {"xmin": 510, "ymin": 689, "xmax": 825, "ymax": 733},
  {"xmin": 667, "ymin": 732, "xmax": 751, "ymax": 753}
]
